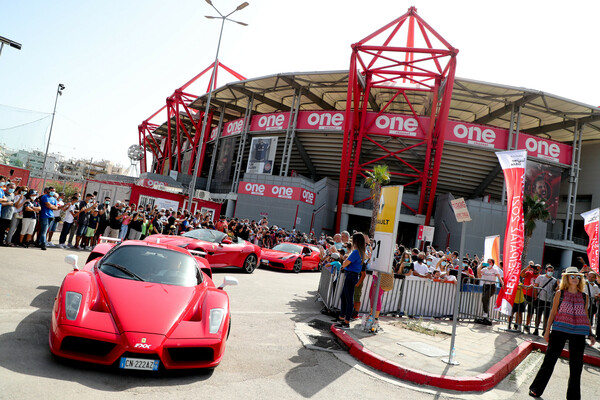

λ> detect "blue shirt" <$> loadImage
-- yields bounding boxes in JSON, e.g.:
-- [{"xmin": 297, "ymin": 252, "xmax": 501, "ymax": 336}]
[
  {"xmin": 345, "ymin": 249, "xmax": 363, "ymax": 273},
  {"xmin": 40, "ymin": 194, "xmax": 57, "ymax": 219}
]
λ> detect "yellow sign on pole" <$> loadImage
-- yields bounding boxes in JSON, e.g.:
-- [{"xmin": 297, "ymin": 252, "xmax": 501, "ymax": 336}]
[{"xmin": 371, "ymin": 186, "xmax": 403, "ymax": 273}]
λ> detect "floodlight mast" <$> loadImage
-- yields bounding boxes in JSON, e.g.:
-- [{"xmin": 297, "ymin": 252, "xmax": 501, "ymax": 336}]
[{"xmin": 187, "ymin": 1, "xmax": 249, "ymax": 213}]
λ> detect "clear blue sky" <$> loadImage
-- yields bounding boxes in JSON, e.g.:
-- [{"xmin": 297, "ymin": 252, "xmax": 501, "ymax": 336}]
[{"xmin": 1, "ymin": 0, "xmax": 598, "ymax": 168}]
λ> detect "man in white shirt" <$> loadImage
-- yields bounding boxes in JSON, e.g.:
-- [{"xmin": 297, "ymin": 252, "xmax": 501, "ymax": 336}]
[
  {"xmin": 412, "ymin": 252, "xmax": 431, "ymax": 278},
  {"xmin": 59, "ymin": 195, "xmax": 78, "ymax": 248},
  {"xmin": 533, "ymin": 264, "xmax": 558, "ymax": 335},
  {"xmin": 584, "ymin": 271, "xmax": 600, "ymax": 334}
]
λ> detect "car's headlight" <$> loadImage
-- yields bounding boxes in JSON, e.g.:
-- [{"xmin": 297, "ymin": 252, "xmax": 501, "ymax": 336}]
[
  {"xmin": 65, "ymin": 291, "xmax": 82, "ymax": 321},
  {"xmin": 209, "ymin": 308, "xmax": 225, "ymax": 334}
]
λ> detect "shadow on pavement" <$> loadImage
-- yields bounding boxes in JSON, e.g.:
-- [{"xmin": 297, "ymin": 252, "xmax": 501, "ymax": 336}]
[
  {"xmin": 0, "ymin": 285, "xmax": 213, "ymax": 392},
  {"xmin": 284, "ymin": 347, "xmax": 352, "ymax": 398}
]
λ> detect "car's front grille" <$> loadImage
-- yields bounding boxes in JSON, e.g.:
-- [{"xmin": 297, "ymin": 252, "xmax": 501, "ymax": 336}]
[
  {"xmin": 269, "ymin": 262, "xmax": 285, "ymax": 268},
  {"xmin": 167, "ymin": 347, "xmax": 214, "ymax": 362},
  {"xmin": 61, "ymin": 336, "xmax": 116, "ymax": 356}
]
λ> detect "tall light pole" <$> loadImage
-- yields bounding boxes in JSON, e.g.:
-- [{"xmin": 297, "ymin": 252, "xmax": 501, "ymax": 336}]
[
  {"xmin": 187, "ymin": 0, "xmax": 249, "ymax": 212},
  {"xmin": 0, "ymin": 35, "xmax": 22, "ymax": 56},
  {"xmin": 41, "ymin": 83, "xmax": 65, "ymax": 190}
]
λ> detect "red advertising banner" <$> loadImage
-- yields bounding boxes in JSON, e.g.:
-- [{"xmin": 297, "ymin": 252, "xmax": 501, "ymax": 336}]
[
  {"xmin": 516, "ymin": 134, "xmax": 572, "ymax": 165},
  {"xmin": 296, "ymin": 111, "xmax": 345, "ymax": 131},
  {"xmin": 222, "ymin": 117, "xmax": 245, "ymax": 138},
  {"xmin": 249, "ymin": 112, "xmax": 290, "ymax": 132},
  {"xmin": 0, "ymin": 164, "xmax": 30, "ymax": 187},
  {"xmin": 445, "ymin": 120, "xmax": 509, "ymax": 150},
  {"xmin": 238, "ymin": 181, "xmax": 315, "ymax": 205},
  {"xmin": 208, "ymin": 126, "xmax": 219, "ymax": 142},
  {"xmin": 363, "ymin": 113, "xmax": 429, "ymax": 139},
  {"xmin": 495, "ymin": 150, "xmax": 527, "ymax": 315},
  {"xmin": 581, "ymin": 208, "xmax": 599, "ymax": 274}
]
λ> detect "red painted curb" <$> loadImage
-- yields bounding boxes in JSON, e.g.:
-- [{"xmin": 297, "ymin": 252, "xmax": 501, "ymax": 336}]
[{"xmin": 330, "ymin": 324, "xmax": 600, "ymax": 392}]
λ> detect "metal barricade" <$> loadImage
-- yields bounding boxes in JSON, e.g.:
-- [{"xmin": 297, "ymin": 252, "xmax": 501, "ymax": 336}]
[{"xmin": 397, "ymin": 277, "xmax": 455, "ymax": 318}]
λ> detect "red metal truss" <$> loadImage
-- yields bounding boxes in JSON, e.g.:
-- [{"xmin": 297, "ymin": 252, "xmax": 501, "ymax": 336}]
[
  {"xmin": 336, "ymin": 6, "xmax": 458, "ymax": 231},
  {"xmin": 138, "ymin": 61, "xmax": 246, "ymax": 177}
]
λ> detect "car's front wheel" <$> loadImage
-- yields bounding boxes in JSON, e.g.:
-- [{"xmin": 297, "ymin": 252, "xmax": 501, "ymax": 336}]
[
  {"xmin": 243, "ymin": 254, "xmax": 258, "ymax": 273},
  {"xmin": 293, "ymin": 258, "xmax": 302, "ymax": 273}
]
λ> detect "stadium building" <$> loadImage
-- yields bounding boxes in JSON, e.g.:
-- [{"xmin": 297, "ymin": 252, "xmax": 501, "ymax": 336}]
[{"xmin": 137, "ymin": 7, "xmax": 600, "ymax": 268}]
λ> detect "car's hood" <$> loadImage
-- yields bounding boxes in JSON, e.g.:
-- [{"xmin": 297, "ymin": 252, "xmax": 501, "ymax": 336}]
[
  {"xmin": 99, "ymin": 273, "xmax": 198, "ymax": 335},
  {"xmin": 261, "ymin": 249, "xmax": 298, "ymax": 259}
]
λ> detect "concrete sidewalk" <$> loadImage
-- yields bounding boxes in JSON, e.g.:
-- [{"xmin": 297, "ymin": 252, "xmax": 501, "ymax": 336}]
[{"xmin": 330, "ymin": 317, "xmax": 600, "ymax": 392}]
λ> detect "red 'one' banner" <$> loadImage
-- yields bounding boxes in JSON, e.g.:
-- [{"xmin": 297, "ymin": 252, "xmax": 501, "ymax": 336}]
[
  {"xmin": 581, "ymin": 208, "xmax": 599, "ymax": 274},
  {"xmin": 495, "ymin": 150, "xmax": 527, "ymax": 315}
]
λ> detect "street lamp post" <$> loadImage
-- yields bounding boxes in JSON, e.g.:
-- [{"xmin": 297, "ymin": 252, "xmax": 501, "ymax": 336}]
[
  {"xmin": 187, "ymin": 0, "xmax": 249, "ymax": 213},
  {"xmin": 41, "ymin": 83, "xmax": 65, "ymax": 190}
]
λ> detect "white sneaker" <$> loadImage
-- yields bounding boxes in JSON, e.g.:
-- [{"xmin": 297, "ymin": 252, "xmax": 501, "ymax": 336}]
[{"xmin": 58, "ymin": 244, "xmax": 65, "ymax": 249}]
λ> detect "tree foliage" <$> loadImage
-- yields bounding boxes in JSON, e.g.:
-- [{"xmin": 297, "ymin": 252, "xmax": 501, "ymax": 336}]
[{"xmin": 365, "ymin": 164, "xmax": 391, "ymax": 237}]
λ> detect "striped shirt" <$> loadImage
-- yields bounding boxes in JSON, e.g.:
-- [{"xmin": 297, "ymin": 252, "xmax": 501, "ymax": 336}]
[{"xmin": 552, "ymin": 291, "xmax": 590, "ymax": 336}]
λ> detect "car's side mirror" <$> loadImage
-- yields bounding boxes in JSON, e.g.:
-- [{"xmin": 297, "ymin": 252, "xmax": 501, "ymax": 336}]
[
  {"xmin": 222, "ymin": 238, "xmax": 233, "ymax": 245},
  {"xmin": 65, "ymin": 254, "xmax": 80, "ymax": 271},
  {"xmin": 218, "ymin": 276, "xmax": 239, "ymax": 290}
]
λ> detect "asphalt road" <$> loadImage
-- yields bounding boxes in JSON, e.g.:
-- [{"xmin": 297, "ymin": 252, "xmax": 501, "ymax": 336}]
[{"xmin": 1, "ymin": 245, "xmax": 598, "ymax": 400}]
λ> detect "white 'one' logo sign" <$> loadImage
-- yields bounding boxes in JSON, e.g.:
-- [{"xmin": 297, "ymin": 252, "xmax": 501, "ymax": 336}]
[
  {"xmin": 375, "ymin": 115, "xmax": 418, "ymax": 135},
  {"xmin": 245, "ymin": 183, "xmax": 265, "ymax": 194},
  {"xmin": 271, "ymin": 185, "xmax": 293, "ymax": 198},
  {"xmin": 226, "ymin": 119, "xmax": 244, "ymax": 135},
  {"xmin": 258, "ymin": 114, "xmax": 285, "ymax": 130},
  {"xmin": 301, "ymin": 190, "xmax": 314, "ymax": 204},
  {"xmin": 453, "ymin": 124, "xmax": 496, "ymax": 146},
  {"xmin": 307, "ymin": 112, "xmax": 344, "ymax": 129},
  {"xmin": 525, "ymin": 137, "xmax": 560, "ymax": 160}
]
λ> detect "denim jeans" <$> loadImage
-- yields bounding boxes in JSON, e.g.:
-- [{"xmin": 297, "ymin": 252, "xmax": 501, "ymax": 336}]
[
  {"xmin": 340, "ymin": 271, "xmax": 360, "ymax": 321},
  {"xmin": 38, "ymin": 217, "xmax": 51, "ymax": 247},
  {"xmin": 59, "ymin": 222, "xmax": 72, "ymax": 245}
]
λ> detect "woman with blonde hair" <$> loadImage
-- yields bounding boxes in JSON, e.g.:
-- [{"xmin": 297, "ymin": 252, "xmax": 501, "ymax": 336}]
[{"xmin": 529, "ymin": 266, "xmax": 595, "ymax": 399}]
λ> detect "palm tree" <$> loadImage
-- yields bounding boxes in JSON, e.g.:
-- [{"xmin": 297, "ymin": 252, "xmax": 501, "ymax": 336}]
[
  {"xmin": 521, "ymin": 194, "xmax": 550, "ymax": 268},
  {"xmin": 365, "ymin": 164, "xmax": 391, "ymax": 237}
]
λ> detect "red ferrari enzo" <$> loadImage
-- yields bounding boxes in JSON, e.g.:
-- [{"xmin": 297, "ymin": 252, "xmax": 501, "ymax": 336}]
[
  {"xmin": 259, "ymin": 242, "xmax": 322, "ymax": 273},
  {"xmin": 145, "ymin": 229, "xmax": 261, "ymax": 274},
  {"xmin": 49, "ymin": 240, "xmax": 238, "ymax": 371}
]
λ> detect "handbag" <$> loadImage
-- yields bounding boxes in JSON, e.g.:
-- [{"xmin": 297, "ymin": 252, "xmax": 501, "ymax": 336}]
[{"xmin": 380, "ymin": 272, "xmax": 394, "ymax": 292}]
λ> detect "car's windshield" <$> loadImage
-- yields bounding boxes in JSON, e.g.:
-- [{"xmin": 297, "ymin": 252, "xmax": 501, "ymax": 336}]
[
  {"xmin": 182, "ymin": 229, "xmax": 226, "ymax": 243},
  {"xmin": 98, "ymin": 245, "xmax": 201, "ymax": 287},
  {"xmin": 272, "ymin": 243, "xmax": 302, "ymax": 254}
]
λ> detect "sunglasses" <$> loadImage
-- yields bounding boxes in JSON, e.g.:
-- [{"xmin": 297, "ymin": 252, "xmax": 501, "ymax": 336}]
[{"xmin": 568, "ymin": 275, "xmax": 581, "ymax": 280}]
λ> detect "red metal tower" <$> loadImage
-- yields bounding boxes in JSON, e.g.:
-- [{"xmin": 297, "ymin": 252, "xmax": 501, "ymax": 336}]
[
  {"xmin": 336, "ymin": 7, "xmax": 458, "ymax": 231},
  {"xmin": 138, "ymin": 61, "xmax": 246, "ymax": 177}
]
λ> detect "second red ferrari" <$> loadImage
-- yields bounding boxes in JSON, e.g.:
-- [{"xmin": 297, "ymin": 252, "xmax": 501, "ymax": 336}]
[
  {"xmin": 259, "ymin": 242, "xmax": 322, "ymax": 273},
  {"xmin": 145, "ymin": 229, "xmax": 261, "ymax": 273}
]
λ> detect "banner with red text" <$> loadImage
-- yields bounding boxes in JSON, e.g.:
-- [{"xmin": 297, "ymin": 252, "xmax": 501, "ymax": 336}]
[
  {"xmin": 495, "ymin": 150, "xmax": 527, "ymax": 315},
  {"xmin": 582, "ymin": 208, "xmax": 599, "ymax": 274}
]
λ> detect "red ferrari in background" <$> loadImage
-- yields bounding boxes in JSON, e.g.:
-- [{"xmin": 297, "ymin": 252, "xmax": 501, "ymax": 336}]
[
  {"xmin": 49, "ymin": 240, "xmax": 238, "ymax": 371},
  {"xmin": 260, "ymin": 242, "xmax": 322, "ymax": 273},
  {"xmin": 145, "ymin": 229, "xmax": 261, "ymax": 274}
]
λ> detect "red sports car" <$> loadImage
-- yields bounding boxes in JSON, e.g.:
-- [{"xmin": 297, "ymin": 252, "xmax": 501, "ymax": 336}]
[
  {"xmin": 145, "ymin": 229, "xmax": 261, "ymax": 273},
  {"xmin": 49, "ymin": 240, "xmax": 238, "ymax": 371},
  {"xmin": 260, "ymin": 242, "xmax": 322, "ymax": 273}
]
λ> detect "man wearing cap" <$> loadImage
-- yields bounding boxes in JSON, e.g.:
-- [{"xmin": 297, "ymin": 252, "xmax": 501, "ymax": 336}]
[{"xmin": 533, "ymin": 264, "xmax": 558, "ymax": 336}]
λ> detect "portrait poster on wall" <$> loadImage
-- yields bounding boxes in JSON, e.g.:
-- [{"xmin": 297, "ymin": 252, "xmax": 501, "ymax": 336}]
[
  {"xmin": 246, "ymin": 136, "xmax": 278, "ymax": 175},
  {"xmin": 524, "ymin": 161, "xmax": 562, "ymax": 220},
  {"xmin": 214, "ymin": 137, "xmax": 236, "ymax": 182}
]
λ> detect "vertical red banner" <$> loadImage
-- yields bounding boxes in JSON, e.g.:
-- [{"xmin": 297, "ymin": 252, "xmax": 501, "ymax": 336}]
[
  {"xmin": 581, "ymin": 209, "xmax": 599, "ymax": 274},
  {"xmin": 495, "ymin": 150, "xmax": 527, "ymax": 315}
]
